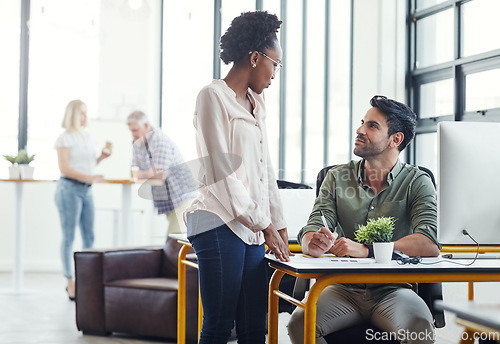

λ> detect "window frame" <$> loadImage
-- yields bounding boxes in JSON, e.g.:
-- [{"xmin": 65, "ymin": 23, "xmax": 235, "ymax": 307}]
[{"xmin": 407, "ymin": 0, "xmax": 500, "ymax": 163}]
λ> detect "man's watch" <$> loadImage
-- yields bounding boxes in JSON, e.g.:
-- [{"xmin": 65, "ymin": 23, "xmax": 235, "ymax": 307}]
[{"xmin": 363, "ymin": 243, "xmax": 374, "ymax": 258}]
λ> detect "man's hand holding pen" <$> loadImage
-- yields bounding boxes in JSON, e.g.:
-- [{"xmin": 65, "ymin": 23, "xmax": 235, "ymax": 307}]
[{"xmin": 305, "ymin": 227, "xmax": 338, "ymax": 258}]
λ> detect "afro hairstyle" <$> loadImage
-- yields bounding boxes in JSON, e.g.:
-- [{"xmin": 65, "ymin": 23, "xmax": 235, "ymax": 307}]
[{"xmin": 220, "ymin": 11, "xmax": 282, "ymax": 65}]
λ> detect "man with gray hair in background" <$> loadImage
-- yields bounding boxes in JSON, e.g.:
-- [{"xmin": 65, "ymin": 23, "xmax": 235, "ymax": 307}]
[{"xmin": 127, "ymin": 110, "xmax": 195, "ymax": 235}]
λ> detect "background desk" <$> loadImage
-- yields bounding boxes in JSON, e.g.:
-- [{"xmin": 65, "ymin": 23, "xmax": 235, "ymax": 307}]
[
  {"xmin": 0, "ymin": 178, "xmax": 161, "ymax": 293},
  {"xmin": 266, "ymin": 254, "xmax": 500, "ymax": 344},
  {"xmin": 435, "ymin": 300, "xmax": 500, "ymax": 343}
]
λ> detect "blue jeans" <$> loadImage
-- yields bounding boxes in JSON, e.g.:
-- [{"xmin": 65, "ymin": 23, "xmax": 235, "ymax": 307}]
[
  {"xmin": 188, "ymin": 213, "xmax": 267, "ymax": 344},
  {"xmin": 54, "ymin": 178, "xmax": 95, "ymax": 279}
]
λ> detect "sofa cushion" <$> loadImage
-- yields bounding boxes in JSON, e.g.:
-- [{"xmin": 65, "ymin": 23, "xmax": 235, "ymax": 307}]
[
  {"xmin": 103, "ymin": 249, "xmax": 162, "ymax": 283},
  {"xmin": 104, "ymin": 285, "xmax": 177, "ymax": 339}
]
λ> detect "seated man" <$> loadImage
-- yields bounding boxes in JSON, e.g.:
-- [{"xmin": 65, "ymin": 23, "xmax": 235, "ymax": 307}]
[{"xmin": 288, "ymin": 95, "xmax": 440, "ymax": 344}]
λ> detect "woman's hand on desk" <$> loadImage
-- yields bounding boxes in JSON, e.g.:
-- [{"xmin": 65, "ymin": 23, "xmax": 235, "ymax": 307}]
[
  {"xmin": 263, "ymin": 226, "xmax": 291, "ymax": 262},
  {"xmin": 277, "ymin": 227, "xmax": 295, "ymax": 258}
]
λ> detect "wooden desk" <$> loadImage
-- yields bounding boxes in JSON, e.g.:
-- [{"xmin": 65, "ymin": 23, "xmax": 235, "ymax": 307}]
[
  {"xmin": 266, "ymin": 254, "xmax": 500, "ymax": 344},
  {"xmin": 441, "ymin": 245, "xmax": 500, "ymax": 301},
  {"xmin": 435, "ymin": 300, "xmax": 500, "ymax": 344},
  {"xmin": 0, "ymin": 178, "xmax": 161, "ymax": 293}
]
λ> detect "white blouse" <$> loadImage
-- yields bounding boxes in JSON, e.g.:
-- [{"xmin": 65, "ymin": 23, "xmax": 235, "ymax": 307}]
[
  {"xmin": 186, "ymin": 79, "xmax": 286, "ymax": 245},
  {"xmin": 54, "ymin": 130, "xmax": 97, "ymax": 177}
]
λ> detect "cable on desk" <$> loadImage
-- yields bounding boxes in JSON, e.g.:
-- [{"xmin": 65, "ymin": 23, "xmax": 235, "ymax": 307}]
[{"xmin": 397, "ymin": 230, "xmax": 480, "ymax": 266}]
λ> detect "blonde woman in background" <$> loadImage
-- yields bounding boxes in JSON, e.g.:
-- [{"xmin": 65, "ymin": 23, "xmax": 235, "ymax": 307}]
[{"xmin": 54, "ymin": 100, "xmax": 111, "ymax": 300}]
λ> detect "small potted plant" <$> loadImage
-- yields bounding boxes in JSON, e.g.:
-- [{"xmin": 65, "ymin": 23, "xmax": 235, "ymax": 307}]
[
  {"xmin": 354, "ymin": 216, "xmax": 395, "ymax": 263},
  {"xmin": 3, "ymin": 153, "xmax": 20, "ymax": 179},
  {"xmin": 16, "ymin": 149, "xmax": 36, "ymax": 179}
]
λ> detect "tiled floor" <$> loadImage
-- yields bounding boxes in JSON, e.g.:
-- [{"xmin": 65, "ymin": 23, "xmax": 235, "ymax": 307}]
[{"xmin": 0, "ymin": 272, "xmax": 499, "ymax": 343}]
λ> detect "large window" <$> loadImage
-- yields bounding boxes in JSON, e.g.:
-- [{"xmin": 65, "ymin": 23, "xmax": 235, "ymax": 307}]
[
  {"xmin": 408, "ymin": 0, "xmax": 500, "ymax": 174},
  {"xmin": 27, "ymin": 0, "xmax": 100, "ymax": 179},
  {"xmin": 10, "ymin": 0, "xmax": 162, "ymax": 180},
  {"xmin": 5, "ymin": 0, "xmax": 354, "ymax": 185},
  {"xmin": 162, "ymin": 0, "xmax": 352, "ymax": 184}
]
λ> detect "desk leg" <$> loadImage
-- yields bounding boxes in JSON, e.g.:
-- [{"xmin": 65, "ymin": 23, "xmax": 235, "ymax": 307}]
[
  {"xmin": 268, "ymin": 269, "xmax": 285, "ymax": 344},
  {"xmin": 468, "ymin": 282, "xmax": 474, "ymax": 300},
  {"xmin": 121, "ymin": 184, "xmax": 132, "ymax": 246},
  {"xmin": 13, "ymin": 183, "xmax": 24, "ymax": 293},
  {"xmin": 177, "ymin": 244, "xmax": 191, "ymax": 344},
  {"xmin": 303, "ymin": 277, "xmax": 335, "ymax": 344}
]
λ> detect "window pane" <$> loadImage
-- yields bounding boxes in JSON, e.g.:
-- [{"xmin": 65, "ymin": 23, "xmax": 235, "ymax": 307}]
[
  {"xmin": 328, "ymin": 0, "xmax": 351, "ymax": 166},
  {"xmin": 466, "ymin": 68, "xmax": 500, "ymax": 112},
  {"xmin": 416, "ymin": 0, "xmax": 447, "ymax": 11},
  {"xmin": 304, "ymin": 1, "xmax": 325, "ymax": 183},
  {"xmin": 0, "ymin": 0, "xmax": 21, "ymax": 177},
  {"xmin": 163, "ymin": 0, "xmax": 214, "ymax": 162},
  {"xmin": 463, "ymin": 0, "xmax": 500, "ymax": 57},
  {"xmin": 414, "ymin": 132, "xmax": 437, "ymax": 183},
  {"xmin": 419, "ymin": 79, "xmax": 454, "ymax": 118},
  {"xmin": 28, "ymin": 0, "xmax": 162, "ymax": 180},
  {"xmin": 27, "ymin": 0, "xmax": 100, "ymax": 179},
  {"xmin": 415, "ymin": 10, "xmax": 453, "ymax": 69},
  {"xmin": 284, "ymin": 1, "xmax": 304, "ymax": 183},
  {"xmin": 262, "ymin": 1, "xmax": 282, "ymax": 173}
]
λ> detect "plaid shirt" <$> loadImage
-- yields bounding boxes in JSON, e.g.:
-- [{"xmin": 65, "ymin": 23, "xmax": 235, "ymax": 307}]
[{"xmin": 132, "ymin": 128, "xmax": 196, "ymax": 214}]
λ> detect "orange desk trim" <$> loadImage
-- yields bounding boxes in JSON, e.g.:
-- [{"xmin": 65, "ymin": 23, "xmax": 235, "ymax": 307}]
[{"xmin": 267, "ymin": 261, "xmax": 500, "ymax": 344}]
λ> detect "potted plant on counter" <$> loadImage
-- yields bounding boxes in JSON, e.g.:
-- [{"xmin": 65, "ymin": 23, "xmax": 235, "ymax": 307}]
[
  {"xmin": 354, "ymin": 216, "xmax": 395, "ymax": 263},
  {"xmin": 3, "ymin": 153, "xmax": 20, "ymax": 179},
  {"xmin": 3, "ymin": 150, "xmax": 36, "ymax": 180},
  {"xmin": 16, "ymin": 150, "xmax": 36, "ymax": 179}
]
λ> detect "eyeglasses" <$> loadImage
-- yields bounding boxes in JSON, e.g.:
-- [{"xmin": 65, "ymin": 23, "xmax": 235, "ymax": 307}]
[{"xmin": 258, "ymin": 51, "xmax": 283, "ymax": 76}]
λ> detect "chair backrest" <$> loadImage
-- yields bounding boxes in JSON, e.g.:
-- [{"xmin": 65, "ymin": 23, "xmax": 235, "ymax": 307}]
[
  {"xmin": 314, "ymin": 163, "xmax": 445, "ymax": 328},
  {"xmin": 277, "ymin": 180, "xmax": 312, "ymax": 190}
]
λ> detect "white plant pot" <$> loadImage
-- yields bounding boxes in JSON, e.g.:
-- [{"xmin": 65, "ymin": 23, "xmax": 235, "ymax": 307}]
[
  {"xmin": 19, "ymin": 165, "xmax": 34, "ymax": 180},
  {"xmin": 8, "ymin": 165, "xmax": 20, "ymax": 179},
  {"xmin": 373, "ymin": 242, "xmax": 394, "ymax": 264}
]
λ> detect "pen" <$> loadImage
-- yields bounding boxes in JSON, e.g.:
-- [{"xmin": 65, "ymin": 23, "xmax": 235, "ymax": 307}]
[{"xmin": 319, "ymin": 209, "xmax": 330, "ymax": 231}]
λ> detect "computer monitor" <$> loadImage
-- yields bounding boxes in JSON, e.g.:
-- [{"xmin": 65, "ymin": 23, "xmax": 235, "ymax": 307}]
[{"xmin": 437, "ymin": 121, "xmax": 500, "ymax": 245}]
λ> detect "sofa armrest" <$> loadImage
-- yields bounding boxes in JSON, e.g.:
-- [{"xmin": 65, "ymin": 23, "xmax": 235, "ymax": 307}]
[{"xmin": 75, "ymin": 250, "xmax": 107, "ymax": 335}]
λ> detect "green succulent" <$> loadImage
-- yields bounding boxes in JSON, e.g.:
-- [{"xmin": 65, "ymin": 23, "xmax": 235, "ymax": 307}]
[
  {"xmin": 3, "ymin": 154, "xmax": 17, "ymax": 164},
  {"xmin": 354, "ymin": 216, "xmax": 395, "ymax": 244},
  {"xmin": 4, "ymin": 150, "xmax": 36, "ymax": 165},
  {"xmin": 16, "ymin": 150, "xmax": 35, "ymax": 164}
]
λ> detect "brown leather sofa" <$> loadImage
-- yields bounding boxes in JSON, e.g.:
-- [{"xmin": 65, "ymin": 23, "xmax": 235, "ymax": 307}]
[{"xmin": 74, "ymin": 237, "xmax": 199, "ymax": 343}]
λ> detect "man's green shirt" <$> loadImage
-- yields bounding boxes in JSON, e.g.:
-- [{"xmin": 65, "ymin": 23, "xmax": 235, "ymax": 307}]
[{"xmin": 298, "ymin": 159, "xmax": 440, "ymax": 296}]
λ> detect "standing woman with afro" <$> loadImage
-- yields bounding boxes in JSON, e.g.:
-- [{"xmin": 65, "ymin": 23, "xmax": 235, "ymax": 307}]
[{"xmin": 185, "ymin": 10, "xmax": 292, "ymax": 343}]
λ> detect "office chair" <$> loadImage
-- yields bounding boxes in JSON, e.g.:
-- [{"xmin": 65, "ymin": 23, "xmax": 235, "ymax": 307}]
[{"xmin": 295, "ymin": 164, "xmax": 445, "ymax": 343}]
